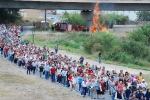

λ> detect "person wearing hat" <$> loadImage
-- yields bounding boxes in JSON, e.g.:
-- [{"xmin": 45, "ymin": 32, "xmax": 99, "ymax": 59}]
[{"xmin": 141, "ymin": 79, "xmax": 147, "ymax": 89}]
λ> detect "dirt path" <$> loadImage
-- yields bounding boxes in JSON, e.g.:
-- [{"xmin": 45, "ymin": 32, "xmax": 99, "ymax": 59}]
[
  {"xmin": 23, "ymin": 31, "xmax": 149, "ymax": 75},
  {"xmin": 0, "ymin": 57, "xmax": 91, "ymax": 100}
]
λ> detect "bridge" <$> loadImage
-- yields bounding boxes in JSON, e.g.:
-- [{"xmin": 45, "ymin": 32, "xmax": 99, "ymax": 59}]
[{"xmin": 0, "ymin": 0, "xmax": 150, "ymax": 11}]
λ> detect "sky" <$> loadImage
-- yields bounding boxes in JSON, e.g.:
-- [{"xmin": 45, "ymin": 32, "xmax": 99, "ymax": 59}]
[{"xmin": 57, "ymin": 10, "xmax": 137, "ymax": 21}]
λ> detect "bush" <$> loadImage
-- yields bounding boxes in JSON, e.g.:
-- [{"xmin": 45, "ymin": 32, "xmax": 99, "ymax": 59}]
[
  {"xmin": 83, "ymin": 32, "xmax": 120, "ymax": 54},
  {"xmin": 122, "ymin": 40, "xmax": 150, "ymax": 58},
  {"xmin": 24, "ymin": 39, "xmax": 31, "ymax": 43}
]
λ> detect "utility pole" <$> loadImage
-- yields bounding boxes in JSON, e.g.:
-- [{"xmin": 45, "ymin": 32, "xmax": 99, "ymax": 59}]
[{"xmin": 45, "ymin": 9, "xmax": 47, "ymax": 31}]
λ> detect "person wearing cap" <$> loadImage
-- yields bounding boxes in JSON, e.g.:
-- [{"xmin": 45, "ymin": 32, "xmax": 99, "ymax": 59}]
[{"xmin": 141, "ymin": 79, "xmax": 147, "ymax": 89}]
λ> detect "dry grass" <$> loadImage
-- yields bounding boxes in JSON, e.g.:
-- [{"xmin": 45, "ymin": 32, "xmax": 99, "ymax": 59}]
[
  {"xmin": 0, "ymin": 57, "xmax": 90, "ymax": 100},
  {"xmin": 0, "ymin": 73, "xmax": 34, "ymax": 84}
]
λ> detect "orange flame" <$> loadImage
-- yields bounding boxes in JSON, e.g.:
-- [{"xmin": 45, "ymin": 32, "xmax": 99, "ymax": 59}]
[{"xmin": 90, "ymin": 3, "xmax": 108, "ymax": 33}]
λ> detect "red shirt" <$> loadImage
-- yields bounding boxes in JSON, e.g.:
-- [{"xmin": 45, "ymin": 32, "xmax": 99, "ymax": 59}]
[
  {"xmin": 100, "ymin": 81, "xmax": 105, "ymax": 90},
  {"xmin": 88, "ymin": 69, "xmax": 92, "ymax": 74},
  {"xmin": 50, "ymin": 67, "xmax": 56, "ymax": 74},
  {"xmin": 5, "ymin": 47, "xmax": 9, "ymax": 53},
  {"xmin": 68, "ymin": 75, "xmax": 72, "ymax": 82}
]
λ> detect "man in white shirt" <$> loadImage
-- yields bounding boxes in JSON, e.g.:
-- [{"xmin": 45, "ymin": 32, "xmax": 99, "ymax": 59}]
[
  {"xmin": 32, "ymin": 60, "xmax": 37, "ymax": 74},
  {"xmin": 82, "ymin": 78, "xmax": 88, "ymax": 97},
  {"xmin": 141, "ymin": 79, "xmax": 147, "ymax": 89},
  {"xmin": 44, "ymin": 63, "xmax": 50, "ymax": 80},
  {"xmin": 61, "ymin": 68, "xmax": 67, "ymax": 86}
]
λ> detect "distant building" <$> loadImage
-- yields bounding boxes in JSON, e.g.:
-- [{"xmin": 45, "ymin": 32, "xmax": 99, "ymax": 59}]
[{"xmin": 19, "ymin": 9, "xmax": 57, "ymax": 21}]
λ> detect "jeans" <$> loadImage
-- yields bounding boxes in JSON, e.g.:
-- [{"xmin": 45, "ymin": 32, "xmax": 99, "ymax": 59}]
[
  {"xmin": 0, "ymin": 49, "xmax": 3, "ymax": 55},
  {"xmin": 55, "ymin": 49, "xmax": 58, "ymax": 54},
  {"xmin": 45, "ymin": 71, "xmax": 50, "ymax": 79},
  {"xmin": 112, "ymin": 92, "xmax": 116, "ymax": 100},
  {"xmin": 88, "ymin": 88, "xmax": 91, "ymax": 96},
  {"xmin": 32, "ymin": 66, "xmax": 36, "ymax": 74},
  {"xmin": 98, "ymin": 57, "xmax": 101, "ymax": 63},
  {"xmin": 62, "ymin": 76, "xmax": 66, "ymax": 86},
  {"xmin": 79, "ymin": 82, "xmax": 82, "ymax": 91},
  {"xmin": 39, "ymin": 72, "xmax": 43, "ymax": 77},
  {"xmin": 51, "ymin": 74, "xmax": 55, "ymax": 82},
  {"xmin": 18, "ymin": 60, "xmax": 22, "ymax": 67},
  {"xmin": 82, "ymin": 87, "xmax": 87, "ymax": 96},
  {"xmin": 57, "ymin": 75, "xmax": 62, "ymax": 83},
  {"xmin": 27, "ymin": 66, "xmax": 30, "ymax": 74}
]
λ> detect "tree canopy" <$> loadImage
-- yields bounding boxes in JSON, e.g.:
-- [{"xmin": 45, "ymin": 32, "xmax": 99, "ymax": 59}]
[
  {"xmin": 0, "ymin": 8, "xmax": 21, "ymax": 23},
  {"xmin": 62, "ymin": 11, "xmax": 86, "ymax": 26},
  {"xmin": 136, "ymin": 11, "xmax": 150, "ymax": 21},
  {"xmin": 100, "ymin": 13, "xmax": 129, "ymax": 28}
]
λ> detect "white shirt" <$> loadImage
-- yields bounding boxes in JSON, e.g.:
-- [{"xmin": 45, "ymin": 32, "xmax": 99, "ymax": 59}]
[
  {"xmin": 32, "ymin": 61, "xmax": 37, "ymax": 66},
  {"xmin": 82, "ymin": 81, "xmax": 88, "ymax": 87},
  {"xmin": 61, "ymin": 70, "xmax": 67, "ymax": 76},
  {"xmin": 141, "ymin": 82, "xmax": 147, "ymax": 88},
  {"xmin": 57, "ymin": 69, "xmax": 62, "ymax": 75}
]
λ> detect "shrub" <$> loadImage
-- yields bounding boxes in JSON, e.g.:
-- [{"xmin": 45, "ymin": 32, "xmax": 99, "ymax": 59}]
[
  {"xmin": 83, "ymin": 32, "xmax": 120, "ymax": 54},
  {"xmin": 24, "ymin": 39, "xmax": 31, "ymax": 43}
]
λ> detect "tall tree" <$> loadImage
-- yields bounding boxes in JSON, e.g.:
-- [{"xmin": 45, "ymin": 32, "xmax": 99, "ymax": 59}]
[
  {"xmin": 136, "ymin": 11, "xmax": 150, "ymax": 21},
  {"xmin": 0, "ymin": 8, "xmax": 21, "ymax": 23}
]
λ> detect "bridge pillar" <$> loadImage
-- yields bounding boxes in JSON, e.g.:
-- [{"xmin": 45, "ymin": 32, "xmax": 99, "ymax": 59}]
[{"xmin": 81, "ymin": 10, "xmax": 93, "ymax": 29}]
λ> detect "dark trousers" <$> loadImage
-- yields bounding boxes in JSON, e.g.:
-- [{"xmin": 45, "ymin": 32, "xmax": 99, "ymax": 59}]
[
  {"xmin": 27, "ymin": 66, "xmax": 30, "ymax": 74},
  {"xmin": 82, "ymin": 87, "xmax": 87, "ymax": 96},
  {"xmin": 51, "ymin": 74, "xmax": 55, "ymax": 82},
  {"xmin": 57, "ymin": 75, "xmax": 62, "ymax": 83},
  {"xmin": 32, "ymin": 66, "xmax": 36, "ymax": 74}
]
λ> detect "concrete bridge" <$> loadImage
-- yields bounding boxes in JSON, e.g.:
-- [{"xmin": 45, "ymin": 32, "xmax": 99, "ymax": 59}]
[{"xmin": 1, "ymin": 0, "xmax": 150, "ymax": 11}]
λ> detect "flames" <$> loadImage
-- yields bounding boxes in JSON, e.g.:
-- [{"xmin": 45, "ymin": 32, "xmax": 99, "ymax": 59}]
[{"xmin": 90, "ymin": 3, "xmax": 108, "ymax": 33}]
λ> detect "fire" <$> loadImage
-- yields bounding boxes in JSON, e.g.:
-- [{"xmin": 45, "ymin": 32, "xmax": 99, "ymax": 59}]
[{"xmin": 90, "ymin": 3, "xmax": 108, "ymax": 33}]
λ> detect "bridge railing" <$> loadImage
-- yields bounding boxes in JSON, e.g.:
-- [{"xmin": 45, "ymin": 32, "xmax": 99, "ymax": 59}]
[{"xmin": 15, "ymin": 0, "xmax": 150, "ymax": 3}]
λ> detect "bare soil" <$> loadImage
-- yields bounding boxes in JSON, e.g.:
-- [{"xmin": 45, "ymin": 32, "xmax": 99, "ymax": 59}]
[{"xmin": 0, "ymin": 57, "xmax": 90, "ymax": 100}]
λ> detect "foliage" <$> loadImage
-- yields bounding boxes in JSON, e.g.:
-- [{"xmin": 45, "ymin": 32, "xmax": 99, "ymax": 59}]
[
  {"xmin": 100, "ymin": 13, "xmax": 129, "ymax": 28},
  {"xmin": 136, "ymin": 11, "xmax": 150, "ymax": 21},
  {"xmin": 62, "ymin": 11, "xmax": 86, "ymax": 26},
  {"xmin": 25, "ymin": 25, "xmax": 150, "ymax": 69},
  {"xmin": 0, "ymin": 8, "xmax": 22, "ymax": 23}
]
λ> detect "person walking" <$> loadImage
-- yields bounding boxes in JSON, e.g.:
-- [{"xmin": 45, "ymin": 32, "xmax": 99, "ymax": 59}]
[
  {"xmin": 111, "ymin": 83, "xmax": 117, "ymax": 100},
  {"xmin": 82, "ymin": 78, "xmax": 88, "ymax": 97},
  {"xmin": 54, "ymin": 44, "xmax": 58, "ymax": 54},
  {"xmin": 50, "ymin": 65, "xmax": 56, "ymax": 82},
  {"xmin": 27, "ymin": 60, "xmax": 31, "ymax": 74},
  {"xmin": 98, "ymin": 51, "xmax": 102, "ymax": 63},
  {"xmin": 44, "ymin": 62, "xmax": 50, "ymax": 80},
  {"xmin": 32, "ymin": 60, "xmax": 37, "ymax": 74},
  {"xmin": 39, "ymin": 64, "xmax": 44, "ymax": 78}
]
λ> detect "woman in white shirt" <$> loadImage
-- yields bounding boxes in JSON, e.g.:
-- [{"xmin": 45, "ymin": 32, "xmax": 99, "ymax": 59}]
[{"xmin": 72, "ymin": 74, "xmax": 77, "ymax": 91}]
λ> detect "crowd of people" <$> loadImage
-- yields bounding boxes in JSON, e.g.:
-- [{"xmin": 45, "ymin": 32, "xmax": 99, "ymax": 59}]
[{"xmin": 0, "ymin": 24, "xmax": 150, "ymax": 100}]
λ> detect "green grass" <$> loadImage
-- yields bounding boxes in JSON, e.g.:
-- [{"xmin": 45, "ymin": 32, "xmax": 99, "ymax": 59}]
[{"xmin": 23, "ymin": 34, "xmax": 150, "ymax": 71}]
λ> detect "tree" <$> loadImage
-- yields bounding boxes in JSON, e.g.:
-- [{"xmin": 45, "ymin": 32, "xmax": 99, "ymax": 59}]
[
  {"xmin": 100, "ymin": 13, "xmax": 129, "ymax": 28},
  {"xmin": 62, "ymin": 11, "xmax": 86, "ymax": 26},
  {"xmin": 0, "ymin": 8, "xmax": 21, "ymax": 23},
  {"xmin": 136, "ymin": 11, "xmax": 150, "ymax": 21}
]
